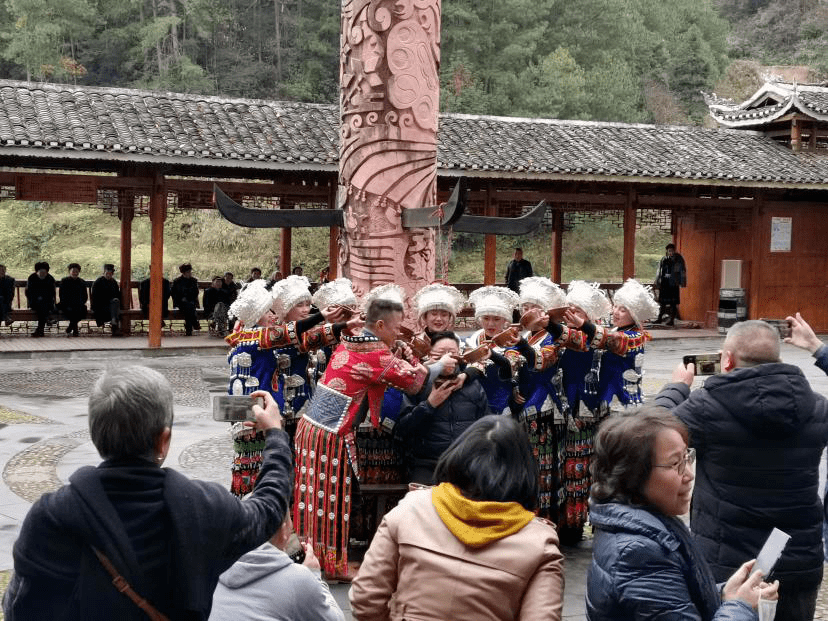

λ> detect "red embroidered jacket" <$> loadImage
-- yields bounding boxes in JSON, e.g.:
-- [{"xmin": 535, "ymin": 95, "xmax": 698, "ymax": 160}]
[{"xmin": 319, "ymin": 332, "xmax": 428, "ymax": 436}]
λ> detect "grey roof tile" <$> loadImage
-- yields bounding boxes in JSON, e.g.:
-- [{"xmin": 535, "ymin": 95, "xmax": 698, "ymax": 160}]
[{"xmin": 1, "ymin": 80, "xmax": 828, "ymax": 185}]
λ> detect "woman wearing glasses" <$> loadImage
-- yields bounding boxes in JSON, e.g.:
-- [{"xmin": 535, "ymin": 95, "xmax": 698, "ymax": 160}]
[{"xmin": 586, "ymin": 406, "xmax": 778, "ymax": 620}]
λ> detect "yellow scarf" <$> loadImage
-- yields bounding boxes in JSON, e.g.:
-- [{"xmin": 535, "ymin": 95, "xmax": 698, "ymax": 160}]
[{"xmin": 431, "ymin": 483, "xmax": 535, "ymax": 548}]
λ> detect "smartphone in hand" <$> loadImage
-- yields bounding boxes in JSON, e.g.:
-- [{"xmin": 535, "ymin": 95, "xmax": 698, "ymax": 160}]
[
  {"xmin": 212, "ymin": 395, "xmax": 264, "ymax": 422},
  {"xmin": 753, "ymin": 527, "xmax": 791, "ymax": 579},
  {"xmin": 683, "ymin": 353, "xmax": 722, "ymax": 375}
]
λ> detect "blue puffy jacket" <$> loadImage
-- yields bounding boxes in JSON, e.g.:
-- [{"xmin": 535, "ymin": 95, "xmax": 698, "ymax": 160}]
[{"xmin": 586, "ymin": 502, "xmax": 757, "ymax": 621}]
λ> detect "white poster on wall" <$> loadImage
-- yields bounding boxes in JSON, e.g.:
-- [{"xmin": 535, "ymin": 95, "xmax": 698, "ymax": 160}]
[{"xmin": 770, "ymin": 217, "xmax": 792, "ymax": 252}]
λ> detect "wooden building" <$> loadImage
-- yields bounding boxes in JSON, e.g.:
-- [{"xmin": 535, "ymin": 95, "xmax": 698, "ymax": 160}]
[{"xmin": 0, "ymin": 79, "xmax": 827, "ymax": 345}]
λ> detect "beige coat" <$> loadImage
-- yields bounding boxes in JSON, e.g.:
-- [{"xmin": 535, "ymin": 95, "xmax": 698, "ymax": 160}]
[{"xmin": 349, "ymin": 489, "xmax": 564, "ymax": 621}]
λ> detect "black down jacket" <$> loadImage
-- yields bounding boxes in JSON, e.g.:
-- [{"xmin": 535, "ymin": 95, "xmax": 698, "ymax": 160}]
[
  {"xmin": 396, "ymin": 379, "xmax": 489, "ymax": 482},
  {"xmin": 655, "ymin": 360, "xmax": 828, "ymax": 587}
]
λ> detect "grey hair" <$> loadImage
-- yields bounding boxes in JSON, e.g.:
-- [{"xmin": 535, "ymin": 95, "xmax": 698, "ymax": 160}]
[
  {"xmin": 88, "ymin": 366, "xmax": 174, "ymax": 461},
  {"xmin": 724, "ymin": 320, "xmax": 781, "ymax": 367}
]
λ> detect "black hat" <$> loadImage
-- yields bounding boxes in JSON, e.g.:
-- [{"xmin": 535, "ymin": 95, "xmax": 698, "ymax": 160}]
[
  {"xmin": 103, "ymin": 263, "xmax": 115, "ymax": 272},
  {"xmin": 68, "ymin": 263, "xmax": 81, "ymax": 271},
  {"xmin": 34, "ymin": 261, "xmax": 49, "ymax": 272},
  {"xmin": 179, "ymin": 263, "xmax": 193, "ymax": 273}
]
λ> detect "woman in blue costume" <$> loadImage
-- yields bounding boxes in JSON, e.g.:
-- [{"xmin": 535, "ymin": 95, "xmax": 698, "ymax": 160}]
[
  {"xmin": 553, "ymin": 280, "xmax": 612, "ymax": 543},
  {"xmin": 515, "ymin": 276, "xmax": 571, "ymax": 520},
  {"xmin": 464, "ymin": 286, "xmax": 521, "ymax": 417},
  {"xmin": 225, "ymin": 277, "xmax": 356, "ymax": 496},
  {"xmin": 595, "ymin": 278, "xmax": 658, "ymax": 411}
]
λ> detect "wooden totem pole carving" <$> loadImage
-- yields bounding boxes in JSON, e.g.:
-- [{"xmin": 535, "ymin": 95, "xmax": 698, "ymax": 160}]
[{"xmin": 338, "ymin": 0, "xmax": 441, "ymax": 302}]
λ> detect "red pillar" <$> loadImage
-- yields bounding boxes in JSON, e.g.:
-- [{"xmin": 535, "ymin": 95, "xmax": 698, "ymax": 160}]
[
  {"xmin": 280, "ymin": 226, "xmax": 292, "ymax": 277},
  {"xmin": 623, "ymin": 189, "xmax": 637, "ymax": 280},
  {"xmin": 148, "ymin": 175, "xmax": 166, "ymax": 348},
  {"xmin": 484, "ymin": 184, "xmax": 497, "ymax": 285},
  {"xmin": 550, "ymin": 210, "xmax": 563, "ymax": 283}
]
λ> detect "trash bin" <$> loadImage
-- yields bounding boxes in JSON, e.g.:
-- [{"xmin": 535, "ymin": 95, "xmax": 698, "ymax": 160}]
[{"xmin": 717, "ymin": 288, "xmax": 747, "ymax": 334}]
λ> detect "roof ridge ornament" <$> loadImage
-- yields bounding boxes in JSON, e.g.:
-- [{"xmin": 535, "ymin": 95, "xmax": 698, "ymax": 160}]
[{"xmin": 213, "ymin": 178, "xmax": 547, "ymax": 235}]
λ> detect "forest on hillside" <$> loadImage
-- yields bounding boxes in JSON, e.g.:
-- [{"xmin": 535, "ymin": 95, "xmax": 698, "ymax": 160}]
[{"xmin": 2, "ymin": 0, "xmax": 822, "ymax": 126}]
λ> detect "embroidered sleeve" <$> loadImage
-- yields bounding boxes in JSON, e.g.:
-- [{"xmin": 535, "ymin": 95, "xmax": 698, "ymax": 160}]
[
  {"xmin": 300, "ymin": 323, "xmax": 337, "ymax": 352},
  {"xmin": 604, "ymin": 329, "xmax": 650, "ymax": 356},
  {"xmin": 536, "ymin": 343, "xmax": 561, "ymax": 370},
  {"xmin": 555, "ymin": 325, "xmax": 591, "ymax": 351},
  {"xmin": 377, "ymin": 354, "xmax": 428, "ymax": 394},
  {"xmin": 225, "ymin": 326, "xmax": 271, "ymax": 348},
  {"xmin": 503, "ymin": 348, "xmax": 527, "ymax": 373}
]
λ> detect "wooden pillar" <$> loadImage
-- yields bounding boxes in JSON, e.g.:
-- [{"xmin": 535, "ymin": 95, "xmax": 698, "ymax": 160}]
[
  {"xmin": 148, "ymin": 175, "xmax": 166, "ymax": 348},
  {"xmin": 328, "ymin": 182, "xmax": 339, "ymax": 278},
  {"xmin": 118, "ymin": 204, "xmax": 134, "ymax": 334},
  {"xmin": 810, "ymin": 122, "xmax": 817, "ymax": 151},
  {"xmin": 484, "ymin": 183, "xmax": 497, "ymax": 285},
  {"xmin": 622, "ymin": 189, "xmax": 637, "ymax": 280},
  {"xmin": 791, "ymin": 119, "xmax": 801, "ymax": 152},
  {"xmin": 280, "ymin": 226, "xmax": 292, "ymax": 276},
  {"xmin": 550, "ymin": 209, "xmax": 563, "ymax": 283}
]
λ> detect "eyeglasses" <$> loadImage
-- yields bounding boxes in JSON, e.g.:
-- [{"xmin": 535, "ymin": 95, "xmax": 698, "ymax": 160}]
[{"xmin": 653, "ymin": 448, "xmax": 696, "ymax": 476}]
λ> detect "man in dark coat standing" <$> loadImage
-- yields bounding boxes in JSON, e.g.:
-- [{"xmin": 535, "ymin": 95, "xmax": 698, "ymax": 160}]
[
  {"xmin": 504, "ymin": 248, "xmax": 533, "ymax": 294},
  {"xmin": 0, "ymin": 264, "xmax": 15, "ymax": 326},
  {"xmin": 505, "ymin": 248, "xmax": 533, "ymax": 322},
  {"xmin": 58, "ymin": 263, "xmax": 88, "ymax": 337},
  {"xmin": 91, "ymin": 264, "xmax": 121, "ymax": 336},
  {"xmin": 25, "ymin": 261, "xmax": 56, "ymax": 337},
  {"xmin": 654, "ymin": 243, "xmax": 686, "ymax": 325},
  {"xmin": 656, "ymin": 318, "xmax": 828, "ymax": 621},
  {"xmin": 171, "ymin": 263, "xmax": 201, "ymax": 336}
]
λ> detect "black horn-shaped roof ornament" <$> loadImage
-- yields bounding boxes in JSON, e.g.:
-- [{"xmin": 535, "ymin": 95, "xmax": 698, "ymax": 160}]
[{"xmin": 213, "ymin": 177, "xmax": 546, "ymax": 235}]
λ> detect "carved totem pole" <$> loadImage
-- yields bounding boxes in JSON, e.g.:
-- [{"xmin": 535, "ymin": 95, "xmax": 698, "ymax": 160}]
[{"xmin": 338, "ymin": 0, "xmax": 441, "ymax": 303}]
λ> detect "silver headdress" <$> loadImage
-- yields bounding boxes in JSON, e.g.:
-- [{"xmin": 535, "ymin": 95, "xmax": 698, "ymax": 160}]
[
  {"xmin": 228, "ymin": 279, "xmax": 275, "ymax": 327},
  {"xmin": 613, "ymin": 278, "xmax": 659, "ymax": 326},
  {"xmin": 362, "ymin": 283, "xmax": 406, "ymax": 311},
  {"xmin": 566, "ymin": 280, "xmax": 611, "ymax": 322},
  {"xmin": 468, "ymin": 285, "xmax": 519, "ymax": 321},
  {"xmin": 413, "ymin": 283, "xmax": 466, "ymax": 318},
  {"xmin": 274, "ymin": 275, "xmax": 311, "ymax": 318},
  {"xmin": 519, "ymin": 277, "xmax": 566, "ymax": 310},
  {"xmin": 311, "ymin": 278, "xmax": 357, "ymax": 310}
]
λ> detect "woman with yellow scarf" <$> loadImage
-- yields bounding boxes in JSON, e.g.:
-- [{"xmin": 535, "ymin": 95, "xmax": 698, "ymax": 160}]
[{"xmin": 349, "ymin": 415, "xmax": 564, "ymax": 621}]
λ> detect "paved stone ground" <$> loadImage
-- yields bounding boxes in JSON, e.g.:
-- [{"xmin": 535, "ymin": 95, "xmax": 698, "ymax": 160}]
[{"xmin": 0, "ymin": 334, "xmax": 826, "ymax": 619}]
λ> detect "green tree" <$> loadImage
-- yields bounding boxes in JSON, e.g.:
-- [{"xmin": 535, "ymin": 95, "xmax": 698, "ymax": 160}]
[
  {"xmin": 668, "ymin": 24, "xmax": 721, "ymax": 118},
  {"xmin": 516, "ymin": 47, "xmax": 588, "ymax": 119},
  {"xmin": 2, "ymin": 0, "xmax": 95, "ymax": 81},
  {"xmin": 584, "ymin": 57, "xmax": 647, "ymax": 123}
]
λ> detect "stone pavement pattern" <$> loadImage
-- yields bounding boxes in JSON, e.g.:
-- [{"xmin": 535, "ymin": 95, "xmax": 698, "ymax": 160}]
[{"xmin": 0, "ymin": 334, "xmax": 827, "ymax": 619}]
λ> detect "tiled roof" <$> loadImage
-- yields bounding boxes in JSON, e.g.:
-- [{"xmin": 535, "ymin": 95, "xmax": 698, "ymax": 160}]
[
  {"xmin": 2, "ymin": 80, "xmax": 828, "ymax": 187},
  {"xmin": 436, "ymin": 114, "xmax": 828, "ymax": 184},
  {"xmin": 708, "ymin": 81, "xmax": 828, "ymax": 127},
  {"xmin": 0, "ymin": 80, "xmax": 340, "ymax": 169}
]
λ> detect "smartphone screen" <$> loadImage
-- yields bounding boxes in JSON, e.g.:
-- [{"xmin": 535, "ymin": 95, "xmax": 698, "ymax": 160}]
[
  {"xmin": 212, "ymin": 395, "xmax": 260, "ymax": 422},
  {"xmin": 754, "ymin": 528, "xmax": 791, "ymax": 578},
  {"xmin": 683, "ymin": 353, "xmax": 722, "ymax": 375}
]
